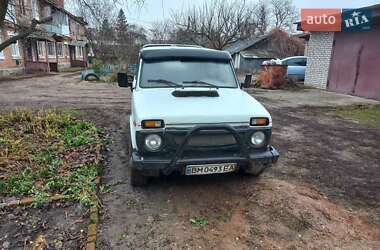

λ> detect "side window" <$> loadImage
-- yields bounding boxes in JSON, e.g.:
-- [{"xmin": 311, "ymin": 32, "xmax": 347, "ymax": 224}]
[
  {"xmin": 300, "ymin": 58, "xmax": 307, "ymax": 66},
  {"xmin": 286, "ymin": 58, "xmax": 306, "ymax": 66}
]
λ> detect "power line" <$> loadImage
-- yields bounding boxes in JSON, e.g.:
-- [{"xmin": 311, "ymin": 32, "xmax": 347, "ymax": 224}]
[{"xmin": 162, "ymin": 0, "xmax": 165, "ymax": 19}]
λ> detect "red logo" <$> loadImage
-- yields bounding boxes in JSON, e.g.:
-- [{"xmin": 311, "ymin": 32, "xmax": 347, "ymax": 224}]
[{"xmin": 301, "ymin": 9, "xmax": 342, "ymax": 31}]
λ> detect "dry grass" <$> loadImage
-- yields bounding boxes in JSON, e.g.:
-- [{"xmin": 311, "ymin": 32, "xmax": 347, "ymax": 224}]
[
  {"xmin": 0, "ymin": 110, "xmax": 107, "ymax": 207},
  {"xmin": 337, "ymin": 105, "xmax": 380, "ymax": 128}
]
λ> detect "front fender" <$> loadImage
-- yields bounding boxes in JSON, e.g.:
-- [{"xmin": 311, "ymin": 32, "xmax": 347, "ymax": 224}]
[{"xmin": 130, "ymin": 116, "xmax": 138, "ymax": 150}]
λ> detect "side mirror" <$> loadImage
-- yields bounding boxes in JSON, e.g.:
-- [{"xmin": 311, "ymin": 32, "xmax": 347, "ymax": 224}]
[
  {"xmin": 241, "ymin": 74, "xmax": 252, "ymax": 88},
  {"xmin": 117, "ymin": 72, "xmax": 133, "ymax": 89}
]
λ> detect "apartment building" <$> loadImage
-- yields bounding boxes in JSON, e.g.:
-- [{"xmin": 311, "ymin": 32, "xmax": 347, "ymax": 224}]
[{"xmin": 0, "ymin": 0, "xmax": 88, "ymax": 76}]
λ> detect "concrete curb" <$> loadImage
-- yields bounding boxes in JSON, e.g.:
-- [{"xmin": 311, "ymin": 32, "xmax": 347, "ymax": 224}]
[
  {"xmin": 0, "ymin": 137, "xmax": 104, "ymax": 248},
  {"xmin": 85, "ymin": 176, "xmax": 101, "ymax": 250},
  {"xmin": 0, "ymin": 176, "xmax": 102, "ymax": 250}
]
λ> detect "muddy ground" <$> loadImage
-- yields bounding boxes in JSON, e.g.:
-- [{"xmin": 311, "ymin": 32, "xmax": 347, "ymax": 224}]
[{"xmin": 0, "ymin": 73, "xmax": 379, "ymax": 249}]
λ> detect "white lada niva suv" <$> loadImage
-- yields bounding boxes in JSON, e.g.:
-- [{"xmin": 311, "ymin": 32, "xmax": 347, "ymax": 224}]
[{"xmin": 117, "ymin": 44, "xmax": 279, "ymax": 186}]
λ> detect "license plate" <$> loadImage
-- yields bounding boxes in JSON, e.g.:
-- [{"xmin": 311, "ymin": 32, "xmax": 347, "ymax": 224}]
[{"xmin": 185, "ymin": 163, "xmax": 237, "ymax": 176}]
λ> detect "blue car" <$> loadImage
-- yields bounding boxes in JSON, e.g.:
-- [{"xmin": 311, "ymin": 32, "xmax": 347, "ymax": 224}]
[{"xmin": 279, "ymin": 56, "xmax": 307, "ymax": 81}]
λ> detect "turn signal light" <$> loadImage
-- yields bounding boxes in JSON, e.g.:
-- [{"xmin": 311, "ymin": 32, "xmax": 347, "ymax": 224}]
[
  {"xmin": 142, "ymin": 120, "xmax": 164, "ymax": 129},
  {"xmin": 250, "ymin": 117, "xmax": 269, "ymax": 126}
]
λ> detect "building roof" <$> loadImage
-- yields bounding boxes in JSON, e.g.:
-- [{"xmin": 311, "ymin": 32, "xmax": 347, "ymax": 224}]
[
  {"xmin": 224, "ymin": 35, "xmax": 269, "ymax": 55},
  {"xmin": 240, "ymin": 50, "xmax": 278, "ymax": 59},
  {"xmin": 140, "ymin": 45, "xmax": 231, "ymax": 61},
  {"xmin": 292, "ymin": 32, "xmax": 310, "ymax": 40}
]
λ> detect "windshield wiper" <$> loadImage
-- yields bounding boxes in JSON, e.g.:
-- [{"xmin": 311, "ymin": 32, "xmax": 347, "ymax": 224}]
[
  {"xmin": 147, "ymin": 79, "xmax": 183, "ymax": 88},
  {"xmin": 182, "ymin": 80, "xmax": 219, "ymax": 89}
]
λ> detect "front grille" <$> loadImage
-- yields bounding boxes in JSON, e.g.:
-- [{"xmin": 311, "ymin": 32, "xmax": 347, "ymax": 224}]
[{"xmin": 172, "ymin": 133, "xmax": 236, "ymax": 147}]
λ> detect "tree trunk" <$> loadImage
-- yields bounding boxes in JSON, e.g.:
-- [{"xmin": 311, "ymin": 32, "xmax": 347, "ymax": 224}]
[{"xmin": 0, "ymin": 0, "xmax": 9, "ymax": 28}]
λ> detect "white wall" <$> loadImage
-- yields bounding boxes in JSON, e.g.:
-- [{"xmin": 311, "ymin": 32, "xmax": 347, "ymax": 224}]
[{"xmin": 304, "ymin": 32, "xmax": 335, "ymax": 89}]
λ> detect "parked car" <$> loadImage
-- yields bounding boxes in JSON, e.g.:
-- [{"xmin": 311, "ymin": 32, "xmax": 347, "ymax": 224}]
[
  {"xmin": 262, "ymin": 56, "xmax": 307, "ymax": 81},
  {"xmin": 279, "ymin": 56, "xmax": 307, "ymax": 81},
  {"xmin": 118, "ymin": 44, "xmax": 279, "ymax": 186}
]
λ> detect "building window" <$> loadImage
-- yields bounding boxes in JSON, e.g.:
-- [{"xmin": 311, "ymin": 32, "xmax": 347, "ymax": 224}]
[
  {"xmin": 19, "ymin": 0, "xmax": 26, "ymax": 15},
  {"xmin": 76, "ymin": 46, "xmax": 83, "ymax": 58},
  {"xmin": 32, "ymin": 0, "xmax": 39, "ymax": 20},
  {"xmin": 7, "ymin": 32, "xmax": 20, "ymax": 58},
  {"xmin": 47, "ymin": 42, "xmax": 56, "ymax": 58},
  {"xmin": 6, "ymin": 0, "xmax": 16, "ymax": 22},
  {"xmin": 0, "ymin": 35, "xmax": 4, "ymax": 59},
  {"xmin": 37, "ymin": 41, "xmax": 45, "ymax": 58},
  {"xmin": 56, "ymin": 43, "xmax": 63, "ymax": 57},
  {"xmin": 11, "ymin": 42, "xmax": 20, "ymax": 58}
]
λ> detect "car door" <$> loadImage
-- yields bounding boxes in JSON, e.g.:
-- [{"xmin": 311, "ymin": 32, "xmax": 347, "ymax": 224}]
[{"xmin": 283, "ymin": 57, "xmax": 307, "ymax": 80}]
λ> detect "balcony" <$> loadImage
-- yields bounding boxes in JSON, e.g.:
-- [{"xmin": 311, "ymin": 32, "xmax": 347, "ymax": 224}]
[{"xmin": 42, "ymin": 24, "xmax": 70, "ymax": 36}]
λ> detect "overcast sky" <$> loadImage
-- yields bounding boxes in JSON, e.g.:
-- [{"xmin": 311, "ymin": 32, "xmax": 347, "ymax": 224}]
[{"xmin": 124, "ymin": 0, "xmax": 380, "ymax": 28}]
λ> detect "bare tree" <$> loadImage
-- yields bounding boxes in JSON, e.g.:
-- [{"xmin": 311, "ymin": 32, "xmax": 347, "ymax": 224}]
[
  {"xmin": 0, "ymin": 0, "xmax": 10, "ymax": 26},
  {"xmin": 68, "ymin": 0, "xmax": 118, "ymax": 27},
  {"xmin": 268, "ymin": 28, "xmax": 304, "ymax": 58},
  {"xmin": 123, "ymin": 23, "xmax": 147, "ymax": 63},
  {"xmin": 253, "ymin": 0, "xmax": 270, "ymax": 35},
  {"xmin": 0, "ymin": 0, "xmax": 145, "ymax": 52},
  {"xmin": 172, "ymin": 0, "xmax": 257, "ymax": 50},
  {"xmin": 149, "ymin": 20, "xmax": 173, "ymax": 43},
  {"xmin": 270, "ymin": 0, "xmax": 297, "ymax": 30},
  {"xmin": 0, "ymin": 0, "xmax": 52, "ymax": 52}
]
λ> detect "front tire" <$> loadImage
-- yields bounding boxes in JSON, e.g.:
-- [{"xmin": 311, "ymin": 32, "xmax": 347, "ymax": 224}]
[
  {"xmin": 243, "ymin": 162, "xmax": 268, "ymax": 176},
  {"xmin": 128, "ymin": 140, "xmax": 148, "ymax": 187},
  {"xmin": 130, "ymin": 165, "xmax": 148, "ymax": 187}
]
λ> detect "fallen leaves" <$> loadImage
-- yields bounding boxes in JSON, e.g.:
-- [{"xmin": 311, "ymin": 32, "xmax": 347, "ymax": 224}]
[
  {"xmin": 0, "ymin": 111, "xmax": 107, "ymax": 207},
  {"xmin": 32, "ymin": 234, "xmax": 48, "ymax": 250}
]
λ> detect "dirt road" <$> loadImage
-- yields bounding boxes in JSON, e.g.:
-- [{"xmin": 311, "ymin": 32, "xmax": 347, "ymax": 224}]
[{"xmin": 0, "ymin": 73, "xmax": 379, "ymax": 249}]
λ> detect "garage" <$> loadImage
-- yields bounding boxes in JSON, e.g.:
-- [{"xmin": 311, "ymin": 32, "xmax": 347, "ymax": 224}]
[
  {"xmin": 328, "ymin": 23, "xmax": 380, "ymax": 100},
  {"xmin": 303, "ymin": 4, "xmax": 380, "ymax": 100}
]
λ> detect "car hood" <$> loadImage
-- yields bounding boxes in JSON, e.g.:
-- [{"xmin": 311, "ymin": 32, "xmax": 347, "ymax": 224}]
[{"xmin": 132, "ymin": 88, "xmax": 271, "ymax": 127}]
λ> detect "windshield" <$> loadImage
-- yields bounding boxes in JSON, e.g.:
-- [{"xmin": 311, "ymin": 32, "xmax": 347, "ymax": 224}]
[{"xmin": 139, "ymin": 60, "xmax": 238, "ymax": 88}]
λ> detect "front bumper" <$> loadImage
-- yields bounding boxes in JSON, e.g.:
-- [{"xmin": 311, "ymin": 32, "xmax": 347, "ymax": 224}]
[
  {"xmin": 132, "ymin": 146, "xmax": 279, "ymax": 176},
  {"xmin": 132, "ymin": 124, "xmax": 279, "ymax": 176}
]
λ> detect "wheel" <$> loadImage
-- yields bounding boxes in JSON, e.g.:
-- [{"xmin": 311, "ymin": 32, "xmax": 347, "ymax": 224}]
[
  {"xmin": 243, "ymin": 162, "xmax": 268, "ymax": 177},
  {"xmin": 84, "ymin": 73, "xmax": 99, "ymax": 81},
  {"xmin": 128, "ymin": 139, "xmax": 148, "ymax": 186},
  {"xmin": 130, "ymin": 164, "xmax": 148, "ymax": 187}
]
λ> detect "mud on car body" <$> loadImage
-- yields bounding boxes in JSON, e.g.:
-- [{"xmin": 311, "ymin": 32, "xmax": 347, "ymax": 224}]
[{"xmin": 118, "ymin": 44, "xmax": 279, "ymax": 186}]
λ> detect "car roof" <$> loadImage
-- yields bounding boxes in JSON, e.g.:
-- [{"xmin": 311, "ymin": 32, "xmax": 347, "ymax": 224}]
[
  {"xmin": 281, "ymin": 56, "xmax": 307, "ymax": 61},
  {"xmin": 140, "ymin": 44, "xmax": 232, "ymax": 62}
]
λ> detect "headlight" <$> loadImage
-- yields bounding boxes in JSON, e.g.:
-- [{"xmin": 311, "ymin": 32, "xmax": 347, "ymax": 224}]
[
  {"xmin": 251, "ymin": 131, "xmax": 266, "ymax": 147},
  {"xmin": 144, "ymin": 134, "xmax": 162, "ymax": 151}
]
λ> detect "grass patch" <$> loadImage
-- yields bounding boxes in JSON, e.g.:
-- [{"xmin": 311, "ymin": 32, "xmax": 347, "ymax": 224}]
[
  {"xmin": 60, "ymin": 67, "xmax": 83, "ymax": 73},
  {"xmin": 337, "ymin": 105, "xmax": 380, "ymax": 127},
  {"xmin": 283, "ymin": 212, "xmax": 312, "ymax": 232},
  {"xmin": 190, "ymin": 216, "xmax": 209, "ymax": 227},
  {"xmin": 0, "ymin": 110, "xmax": 106, "ymax": 207}
]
